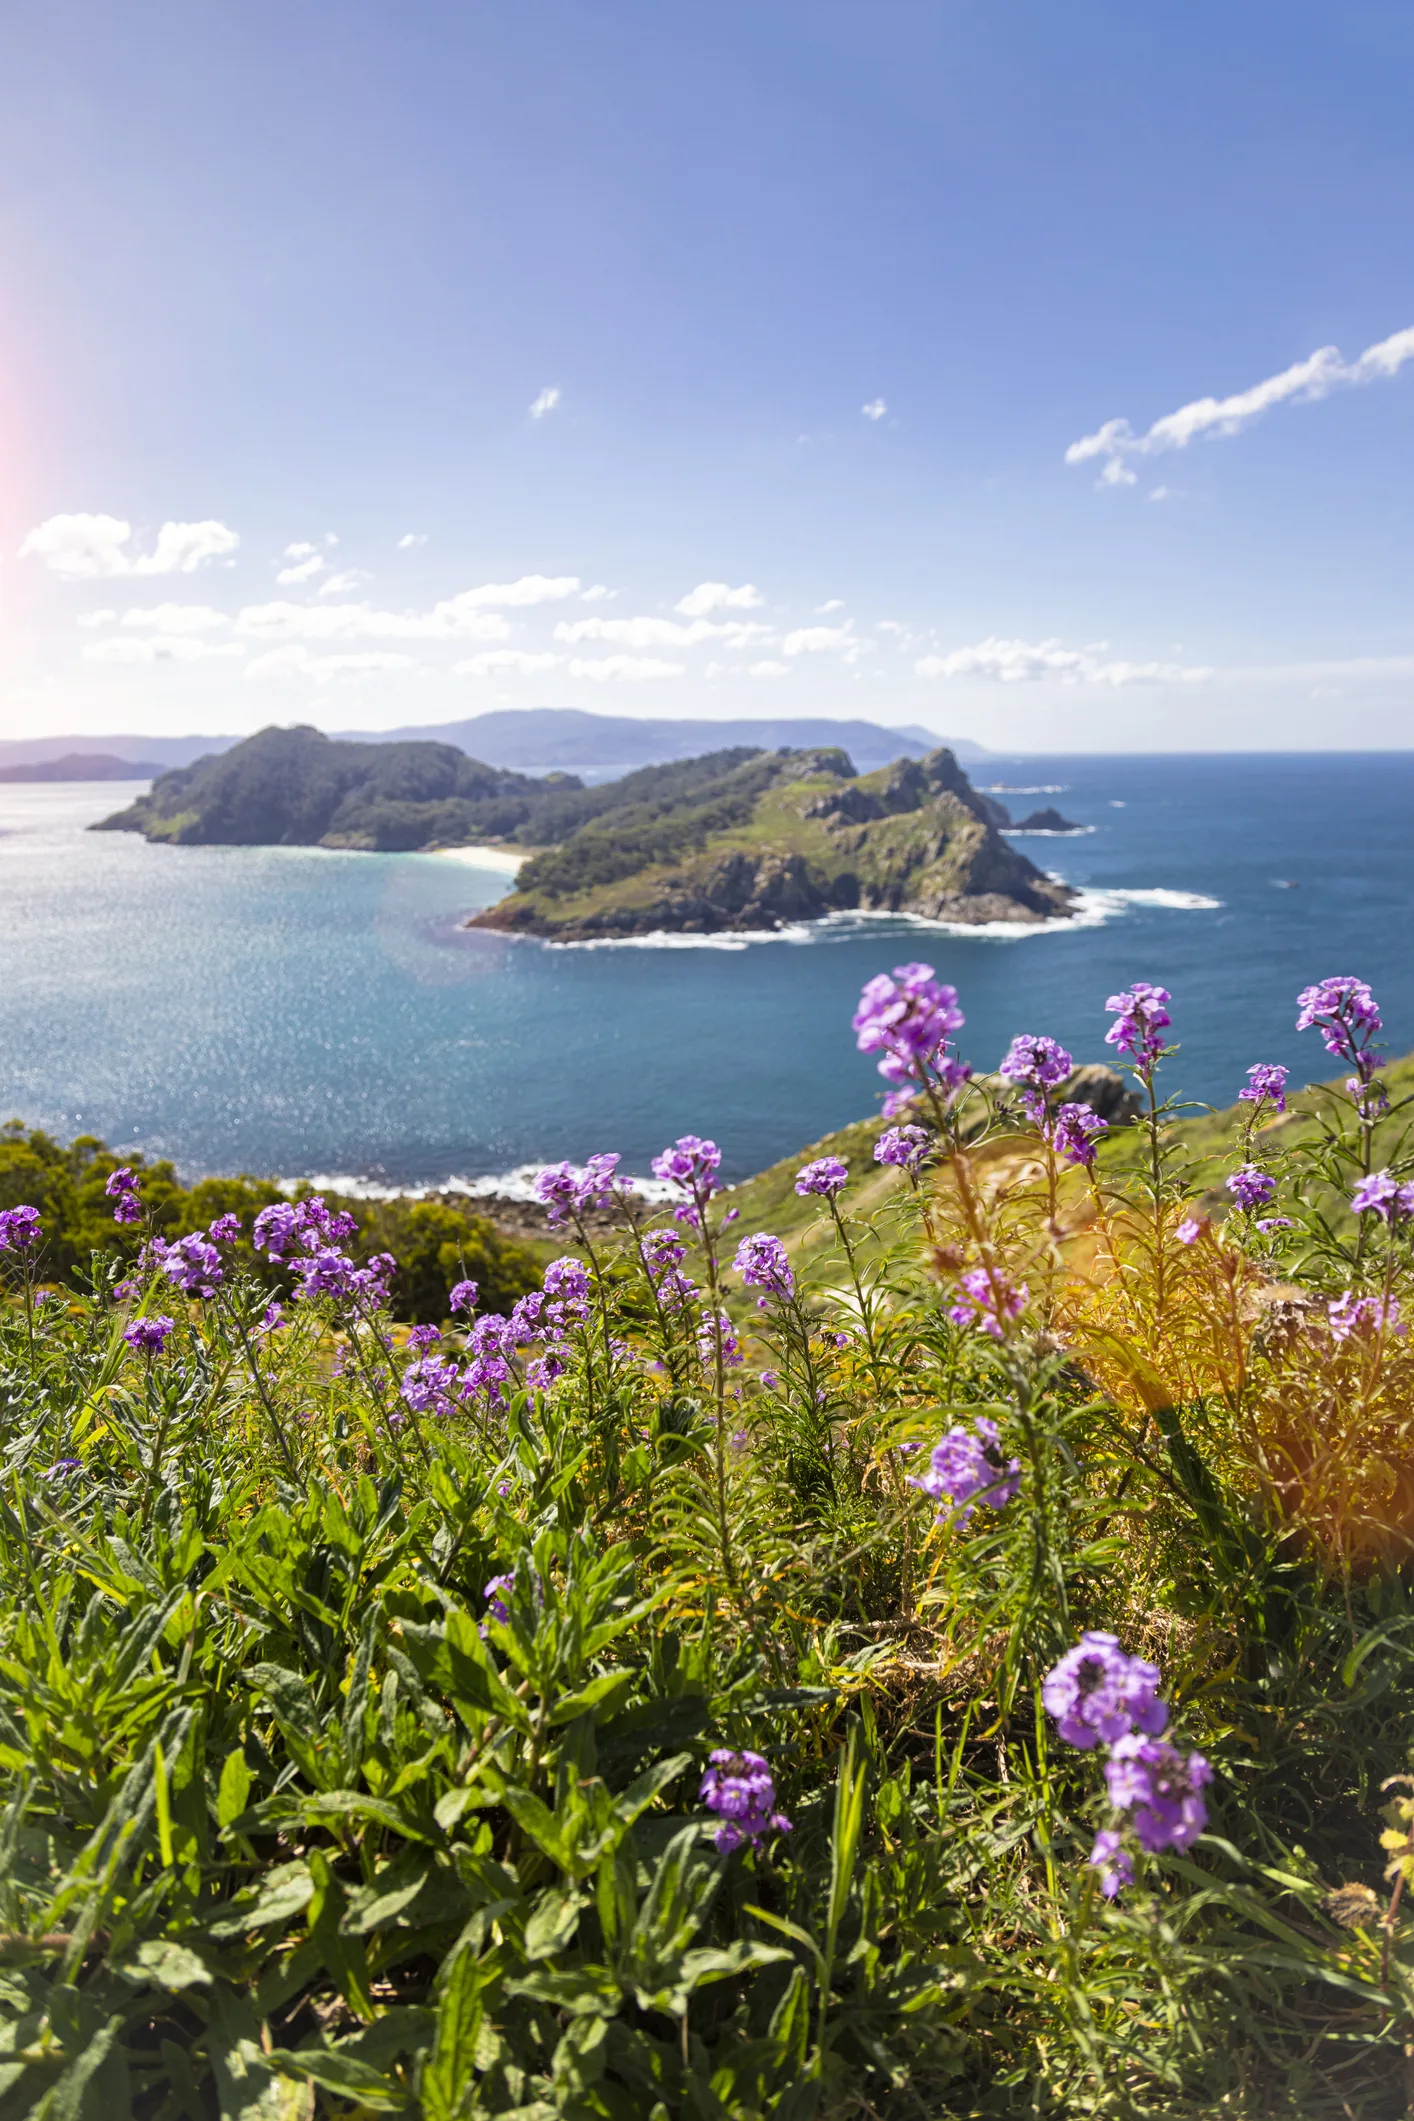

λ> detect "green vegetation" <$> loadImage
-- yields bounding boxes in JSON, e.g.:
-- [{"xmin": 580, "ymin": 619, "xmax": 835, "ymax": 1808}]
[
  {"xmin": 3, "ymin": 1004, "xmax": 1414, "ymax": 2115},
  {"xmin": 0, "ymin": 1122, "xmax": 539, "ymax": 1322}
]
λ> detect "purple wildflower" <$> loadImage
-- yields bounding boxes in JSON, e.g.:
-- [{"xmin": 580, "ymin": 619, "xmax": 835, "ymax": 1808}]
[
  {"xmin": 105, "ymin": 1167, "xmax": 143, "ymax": 1224},
  {"xmin": 1042, "ymin": 1633, "xmax": 1168, "ymax": 1751},
  {"xmin": 1329, "ymin": 1291, "xmax": 1405, "ymax": 1343},
  {"xmin": 1048, "ymin": 1102, "xmax": 1107, "ymax": 1168},
  {"xmin": 874, "ymin": 1123, "xmax": 931, "ymax": 1172},
  {"xmin": 45, "ymin": 1459, "xmax": 81, "ymax": 1482},
  {"xmin": 1226, "ymin": 1166, "xmax": 1277, "ymax": 1212},
  {"xmin": 1350, "ymin": 1169, "xmax": 1414, "ymax": 1223},
  {"xmin": 734, "ymin": 1232, "xmax": 794, "ymax": 1299},
  {"xmin": 543, "ymin": 1256, "xmax": 590, "ymax": 1306},
  {"xmin": 853, "ymin": 961, "xmax": 966, "ymax": 1096},
  {"xmin": 207, "ymin": 1213, "xmax": 242, "ymax": 1244},
  {"xmin": 1239, "ymin": 1064, "xmax": 1288, "ymax": 1113},
  {"xmin": 1088, "ymin": 1829, "xmax": 1134, "ymax": 1900},
  {"xmin": 407, "ymin": 1323, "xmax": 442, "ymax": 1349},
  {"xmin": 0, "ymin": 1206, "xmax": 41, "ymax": 1253},
  {"xmin": 700, "ymin": 1749, "xmax": 793, "ymax": 1854},
  {"xmin": 157, "ymin": 1233, "xmax": 223, "ymax": 1298},
  {"xmin": 1255, "ymin": 1217, "xmax": 1293, "ymax": 1235},
  {"xmin": 697, "ymin": 1310, "xmax": 743, "ymax": 1370},
  {"xmin": 1176, "ymin": 1217, "xmax": 1204, "ymax": 1246},
  {"xmin": 650, "ymin": 1136, "xmax": 723, "ymax": 1199},
  {"xmin": 400, "ymin": 1354, "xmax": 460, "ymax": 1415},
  {"xmin": 292, "ymin": 1247, "xmax": 361, "ymax": 1300},
  {"xmin": 1296, "ymin": 976, "xmax": 1381, "ymax": 1078},
  {"xmin": 252, "ymin": 1202, "xmax": 300, "ymax": 1258},
  {"xmin": 906, "ymin": 1418, "xmax": 1021, "ymax": 1527},
  {"xmin": 532, "ymin": 1152, "xmax": 623, "ymax": 1226},
  {"xmin": 260, "ymin": 1302, "xmax": 286, "ymax": 1332},
  {"xmin": 948, "ymin": 1266, "xmax": 1027, "ymax": 1340},
  {"xmin": 483, "ymin": 1574, "xmax": 513, "ymax": 1624},
  {"xmin": 507, "ymin": 1292, "xmax": 544, "ymax": 1342},
  {"xmin": 449, "ymin": 1278, "xmax": 479, "ymax": 1314},
  {"xmin": 1104, "ymin": 1735, "xmax": 1213, "ymax": 1853},
  {"xmin": 123, "ymin": 1315, "xmax": 175, "ymax": 1353},
  {"xmin": 1000, "ymin": 1034, "xmax": 1074, "ymax": 1123},
  {"xmin": 795, "ymin": 1157, "xmax": 848, "ymax": 1198},
  {"xmin": 525, "ymin": 1350, "xmax": 566, "ymax": 1391},
  {"xmin": 1104, "ymin": 983, "xmax": 1172, "ymax": 1070}
]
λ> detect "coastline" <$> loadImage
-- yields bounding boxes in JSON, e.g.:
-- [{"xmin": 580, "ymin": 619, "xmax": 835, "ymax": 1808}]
[{"xmin": 431, "ymin": 843, "xmax": 528, "ymax": 874}]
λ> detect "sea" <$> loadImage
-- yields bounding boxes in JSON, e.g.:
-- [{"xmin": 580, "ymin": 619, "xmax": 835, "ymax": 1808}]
[{"xmin": 1, "ymin": 755, "xmax": 1410, "ymax": 1189}]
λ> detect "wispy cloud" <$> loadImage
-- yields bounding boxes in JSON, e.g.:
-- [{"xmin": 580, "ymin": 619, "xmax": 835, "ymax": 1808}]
[
  {"xmin": 782, "ymin": 622, "xmax": 872, "ymax": 663},
  {"xmin": 674, "ymin": 581, "xmax": 763, "ymax": 617},
  {"xmin": 456, "ymin": 650, "xmax": 563, "ymax": 676},
  {"xmin": 861, "ymin": 398, "xmax": 887, "ymax": 421},
  {"xmin": 553, "ymin": 614, "xmax": 759, "ymax": 650},
  {"xmin": 118, "ymin": 604, "xmax": 230, "ymax": 633},
  {"xmin": 748, "ymin": 660, "xmax": 791, "ymax": 678},
  {"xmin": 457, "ymin": 574, "xmax": 580, "ymax": 607},
  {"xmin": 276, "ymin": 542, "xmax": 323, "ymax": 585},
  {"xmin": 244, "ymin": 647, "xmax": 417, "ymax": 683},
  {"xmin": 529, "ymin": 385, "xmax": 562, "ymax": 419},
  {"xmin": 318, "ymin": 570, "xmax": 368, "ymax": 596},
  {"xmin": 396, "ymin": 532, "xmax": 427, "ymax": 549},
  {"xmin": 84, "ymin": 635, "xmax": 243, "ymax": 664},
  {"xmin": 915, "ymin": 636, "xmax": 1213, "ymax": 686},
  {"xmin": 19, "ymin": 513, "xmax": 239, "ymax": 579},
  {"xmin": 236, "ymin": 599, "xmax": 512, "ymax": 643},
  {"xmin": 567, "ymin": 655, "xmax": 684, "ymax": 681},
  {"xmin": 1067, "ymin": 323, "xmax": 1414, "ymax": 483}
]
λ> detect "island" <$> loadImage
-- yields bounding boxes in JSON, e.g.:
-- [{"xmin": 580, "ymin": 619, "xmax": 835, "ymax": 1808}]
[
  {"xmin": 467, "ymin": 744, "xmax": 1077, "ymax": 939},
  {"xmin": 94, "ymin": 723, "xmax": 1079, "ymax": 935}
]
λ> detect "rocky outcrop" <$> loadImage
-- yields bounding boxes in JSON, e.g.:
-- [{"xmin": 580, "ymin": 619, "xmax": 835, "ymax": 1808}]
[{"xmin": 1011, "ymin": 806, "xmax": 1083, "ymax": 833}]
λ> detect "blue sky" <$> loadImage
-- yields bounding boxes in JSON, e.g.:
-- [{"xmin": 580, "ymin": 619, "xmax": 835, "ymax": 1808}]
[{"xmin": 5, "ymin": 0, "xmax": 1414, "ymax": 750}]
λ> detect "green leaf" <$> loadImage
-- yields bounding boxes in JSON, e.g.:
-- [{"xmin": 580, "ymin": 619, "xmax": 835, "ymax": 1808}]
[
  {"xmin": 548, "ymin": 1670, "xmax": 635, "ymax": 1727},
  {"xmin": 114, "ymin": 1937, "xmax": 212, "ymax": 1990},
  {"xmin": 421, "ymin": 1948, "xmax": 491, "ymax": 2121},
  {"xmin": 523, "ymin": 1888, "xmax": 587, "ymax": 1961},
  {"xmin": 266, "ymin": 2047, "xmax": 409, "ymax": 2111}
]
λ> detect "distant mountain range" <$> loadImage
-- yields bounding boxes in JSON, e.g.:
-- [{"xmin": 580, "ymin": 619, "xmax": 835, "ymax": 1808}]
[
  {"xmin": 0, "ymin": 708, "xmax": 988, "ymax": 779},
  {"xmin": 0, "ymin": 752, "xmax": 167, "ymax": 783}
]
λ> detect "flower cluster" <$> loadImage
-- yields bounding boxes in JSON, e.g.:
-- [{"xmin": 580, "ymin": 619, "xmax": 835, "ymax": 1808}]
[
  {"xmin": 400, "ymin": 1354, "xmax": 460, "ymax": 1415},
  {"xmin": 733, "ymin": 1231, "xmax": 794, "ymax": 1301},
  {"xmin": 905, "ymin": 1417, "xmax": 1020, "ymax": 1527},
  {"xmin": 853, "ymin": 962, "xmax": 970, "ymax": 1115},
  {"xmin": 699, "ymin": 1749, "xmax": 792, "ymax": 1854},
  {"xmin": 874, "ymin": 1123, "xmax": 931, "ymax": 1173},
  {"xmin": 532, "ymin": 1153, "xmax": 622, "ymax": 1226},
  {"xmin": 1351, "ymin": 1169, "xmax": 1414, "ymax": 1223},
  {"xmin": 252, "ymin": 1196, "xmax": 358, "ymax": 1260},
  {"xmin": 948, "ymin": 1266, "xmax": 1027, "ymax": 1341},
  {"xmin": 105, "ymin": 1167, "xmax": 143, "ymax": 1224},
  {"xmin": 1043, "ymin": 1634, "xmax": 1168, "ymax": 1751},
  {"xmin": 1104, "ymin": 983, "xmax": 1172, "ymax": 1071},
  {"xmin": 1048, "ymin": 1101, "xmax": 1108, "ymax": 1167},
  {"xmin": 1000, "ymin": 1033, "xmax": 1074, "ymax": 1123},
  {"xmin": 449, "ymin": 1278, "xmax": 479, "ymax": 1314},
  {"xmin": 1045, "ymin": 1634, "xmax": 1209, "ymax": 1897},
  {"xmin": 123, "ymin": 1314, "xmax": 175, "ymax": 1353},
  {"xmin": 795, "ymin": 1157, "xmax": 848, "ymax": 1198},
  {"xmin": 0, "ymin": 1206, "xmax": 41, "ymax": 1253},
  {"xmin": 1226, "ymin": 1165, "xmax": 1277, "ymax": 1212},
  {"xmin": 1239, "ymin": 1063, "xmax": 1288, "ymax": 1113},
  {"xmin": 1329, "ymin": 1290, "xmax": 1405, "ymax": 1343},
  {"xmin": 156, "ymin": 1233, "xmax": 224, "ymax": 1298},
  {"xmin": 651, "ymin": 1135, "xmax": 722, "ymax": 1195},
  {"xmin": 483, "ymin": 1574, "xmax": 512, "ymax": 1624},
  {"xmin": 697, "ymin": 1309, "xmax": 743, "ymax": 1370},
  {"xmin": 1296, "ymin": 975, "xmax": 1382, "ymax": 1082}
]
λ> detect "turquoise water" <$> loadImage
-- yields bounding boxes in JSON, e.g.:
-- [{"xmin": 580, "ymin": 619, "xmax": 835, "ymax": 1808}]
[{"xmin": 2, "ymin": 759, "xmax": 1411, "ymax": 1185}]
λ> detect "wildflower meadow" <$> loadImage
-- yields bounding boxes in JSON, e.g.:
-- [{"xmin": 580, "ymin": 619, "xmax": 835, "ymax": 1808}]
[{"xmin": 3, "ymin": 966, "xmax": 1414, "ymax": 2115}]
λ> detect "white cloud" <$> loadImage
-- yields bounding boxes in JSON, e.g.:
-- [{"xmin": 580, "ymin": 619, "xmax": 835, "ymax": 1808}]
[
  {"xmin": 1067, "ymin": 322, "xmax": 1414, "ymax": 481},
  {"xmin": 19, "ymin": 512, "xmax": 240, "ymax": 579},
  {"xmin": 397, "ymin": 532, "xmax": 427, "ymax": 549},
  {"xmin": 457, "ymin": 574, "xmax": 581, "ymax": 608},
  {"xmin": 861, "ymin": 398, "xmax": 888, "ymax": 421},
  {"xmin": 782, "ymin": 623, "xmax": 873, "ymax": 663},
  {"xmin": 119, "ymin": 604, "xmax": 230, "ymax": 633},
  {"xmin": 236, "ymin": 600, "xmax": 512, "ymax": 643},
  {"xmin": 277, "ymin": 546, "xmax": 325, "ymax": 585},
  {"xmin": 84, "ymin": 635, "xmax": 243, "ymax": 664},
  {"xmin": 580, "ymin": 583, "xmax": 614, "ymax": 602},
  {"xmin": 529, "ymin": 386, "xmax": 562, "ymax": 419},
  {"xmin": 567, "ymin": 655, "xmax": 684, "ymax": 681},
  {"xmin": 556, "ymin": 613, "xmax": 770, "ymax": 651},
  {"xmin": 244, "ymin": 647, "xmax": 417, "ymax": 683},
  {"xmin": 915, "ymin": 636, "xmax": 1213, "ymax": 686},
  {"xmin": 318, "ymin": 570, "xmax": 368, "ymax": 595},
  {"xmin": 456, "ymin": 650, "xmax": 564, "ymax": 676},
  {"xmin": 748, "ymin": 660, "xmax": 791, "ymax": 678},
  {"xmin": 675, "ymin": 581, "xmax": 764, "ymax": 617},
  {"xmin": 77, "ymin": 609, "xmax": 117, "ymax": 628},
  {"xmin": 815, "ymin": 598, "xmax": 845, "ymax": 614}
]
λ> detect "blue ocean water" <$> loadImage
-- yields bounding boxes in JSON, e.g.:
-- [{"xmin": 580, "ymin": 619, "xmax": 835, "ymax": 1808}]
[{"xmin": 1, "ymin": 757, "xmax": 1409, "ymax": 1186}]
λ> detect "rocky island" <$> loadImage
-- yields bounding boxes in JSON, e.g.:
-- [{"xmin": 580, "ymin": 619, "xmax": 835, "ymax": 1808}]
[
  {"xmin": 95, "ymin": 723, "xmax": 1080, "ymax": 936},
  {"xmin": 468, "ymin": 744, "xmax": 1077, "ymax": 939}
]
